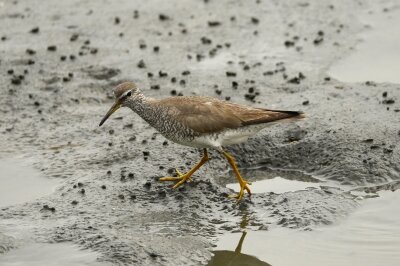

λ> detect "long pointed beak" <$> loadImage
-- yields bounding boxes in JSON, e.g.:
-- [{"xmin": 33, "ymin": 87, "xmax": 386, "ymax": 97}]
[{"xmin": 99, "ymin": 100, "xmax": 122, "ymax": 126}]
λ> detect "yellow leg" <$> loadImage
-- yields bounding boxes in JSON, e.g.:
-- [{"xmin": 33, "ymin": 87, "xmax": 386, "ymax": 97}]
[
  {"xmin": 222, "ymin": 151, "xmax": 251, "ymax": 201},
  {"xmin": 159, "ymin": 148, "xmax": 209, "ymax": 189}
]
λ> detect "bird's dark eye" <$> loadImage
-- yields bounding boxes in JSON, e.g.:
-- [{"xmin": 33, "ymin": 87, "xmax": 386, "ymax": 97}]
[{"xmin": 126, "ymin": 91, "xmax": 132, "ymax": 97}]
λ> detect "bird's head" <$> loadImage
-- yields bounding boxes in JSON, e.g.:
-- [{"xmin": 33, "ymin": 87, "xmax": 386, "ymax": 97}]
[{"xmin": 99, "ymin": 82, "xmax": 140, "ymax": 126}]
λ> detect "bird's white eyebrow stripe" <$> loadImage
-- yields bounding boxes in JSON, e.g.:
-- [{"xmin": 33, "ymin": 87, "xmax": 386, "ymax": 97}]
[{"xmin": 120, "ymin": 90, "xmax": 132, "ymax": 99}]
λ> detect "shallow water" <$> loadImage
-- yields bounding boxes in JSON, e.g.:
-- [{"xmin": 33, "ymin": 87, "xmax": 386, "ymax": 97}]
[
  {"xmin": 211, "ymin": 190, "xmax": 400, "ymax": 266},
  {"xmin": 0, "ymin": 243, "xmax": 107, "ymax": 266},
  {"xmin": 328, "ymin": 9, "xmax": 400, "ymax": 83},
  {"xmin": 0, "ymin": 157, "xmax": 59, "ymax": 208},
  {"xmin": 226, "ymin": 176, "xmax": 320, "ymax": 194}
]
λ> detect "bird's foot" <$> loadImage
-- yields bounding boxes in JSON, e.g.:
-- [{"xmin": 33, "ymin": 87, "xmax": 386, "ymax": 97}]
[
  {"xmin": 229, "ymin": 180, "xmax": 252, "ymax": 201},
  {"xmin": 159, "ymin": 168, "xmax": 193, "ymax": 189}
]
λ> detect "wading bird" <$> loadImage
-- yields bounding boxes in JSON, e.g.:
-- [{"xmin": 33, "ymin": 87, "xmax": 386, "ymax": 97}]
[{"xmin": 99, "ymin": 82, "xmax": 303, "ymax": 200}]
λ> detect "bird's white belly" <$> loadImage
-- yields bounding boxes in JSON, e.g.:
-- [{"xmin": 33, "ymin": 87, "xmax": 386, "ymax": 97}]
[{"xmin": 183, "ymin": 124, "xmax": 267, "ymax": 149}]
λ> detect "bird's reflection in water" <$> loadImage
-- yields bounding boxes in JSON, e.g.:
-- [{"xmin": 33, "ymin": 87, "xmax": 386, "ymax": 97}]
[{"xmin": 207, "ymin": 231, "xmax": 271, "ymax": 266}]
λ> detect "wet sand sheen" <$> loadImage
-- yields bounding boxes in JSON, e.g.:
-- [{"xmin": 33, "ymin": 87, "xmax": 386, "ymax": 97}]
[
  {"xmin": 212, "ymin": 190, "xmax": 400, "ymax": 266},
  {"xmin": 0, "ymin": 158, "xmax": 59, "ymax": 208}
]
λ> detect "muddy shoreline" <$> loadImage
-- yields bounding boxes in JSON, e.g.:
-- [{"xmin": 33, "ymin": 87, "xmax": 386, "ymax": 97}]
[{"xmin": 1, "ymin": 0, "xmax": 399, "ymax": 265}]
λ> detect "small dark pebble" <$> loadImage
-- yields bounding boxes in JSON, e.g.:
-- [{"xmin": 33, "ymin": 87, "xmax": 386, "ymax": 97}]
[
  {"xmin": 284, "ymin": 40, "xmax": 295, "ymax": 47},
  {"xmin": 147, "ymin": 72, "xmax": 153, "ymax": 78},
  {"xmin": 150, "ymin": 85, "xmax": 160, "ymax": 90},
  {"xmin": 90, "ymin": 48, "xmax": 98, "ymax": 54},
  {"xmin": 153, "ymin": 46, "xmax": 159, "ymax": 52},
  {"xmin": 30, "ymin": 27, "xmax": 39, "ymax": 34},
  {"xmin": 143, "ymin": 151, "xmax": 150, "ymax": 156},
  {"xmin": 302, "ymin": 100, "xmax": 309, "ymax": 105},
  {"xmin": 179, "ymin": 80, "xmax": 186, "ymax": 86},
  {"xmin": 362, "ymin": 138, "xmax": 374, "ymax": 143},
  {"xmin": 11, "ymin": 77, "xmax": 21, "ymax": 85},
  {"xmin": 382, "ymin": 91, "xmax": 387, "ymax": 97},
  {"xmin": 101, "ymin": 185, "xmax": 106, "ymax": 189},
  {"xmin": 382, "ymin": 99, "xmax": 395, "ymax": 104},
  {"xmin": 118, "ymin": 194, "xmax": 125, "ymax": 199},
  {"xmin": 144, "ymin": 181, "xmax": 152, "ymax": 188},
  {"xmin": 70, "ymin": 33, "xmax": 79, "ymax": 42},
  {"xmin": 170, "ymin": 89, "xmax": 177, "ymax": 95},
  {"xmin": 182, "ymin": 70, "xmax": 190, "ymax": 76},
  {"xmin": 215, "ymin": 89, "xmax": 222, "ymax": 95},
  {"xmin": 159, "ymin": 70, "xmax": 168, "ymax": 77},
  {"xmin": 26, "ymin": 49, "xmax": 36, "ymax": 55},
  {"xmin": 47, "ymin": 45, "xmax": 57, "ymax": 52},
  {"xmin": 137, "ymin": 59, "xmax": 146, "ymax": 68},
  {"xmin": 80, "ymin": 188, "xmax": 85, "ymax": 194},
  {"xmin": 232, "ymin": 81, "xmax": 238, "ymax": 88},
  {"xmin": 133, "ymin": 10, "xmax": 139, "ymax": 19},
  {"xmin": 107, "ymin": 170, "xmax": 112, "ymax": 175},
  {"xmin": 60, "ymin": 55, "xmax": 67, "ymax": 61},
  {"xmin": 171, "ymin": 77, "xmax": 177, "ymax": 83},
  {"xmin": 114, "ymin": 17, "xmax": 120, "ymax": 24},
  {"xmin": 71, "ymin": 200, "xmax": 78, "ymax": 205},
  {"xmin": 159, "ymin": 14, "xmax": 170, "ymax": 21},
  {"xmin": 208, "ymin": 21, "xmax": 221, "ymax": 27},
  {"xmin": 201, "ymin": 37, "xmax": 212, "ymax": 45},
  {"xmin": 128, "ymin": 173, "xmax": 134, "ymax": 178},
  {"xmin": 163, "ymin": 141, "xmax": 168, "ymax": 146},
  {"xmin": 251, "ymin": 17, "xmax": 259, "ymax": 24},
  {"xmin": 7, "ymin": 69, "xmax": 14, "ymax": 75},
  {"xmin": 225, "ymin": 96, "xmax": 231, "ymax": 101},
  {"xmin": 226, "ymin": 71, "xmax": 236, "ymax": 77},
  {"xmin": 69, "ymin": 54, "xmax": 76, "ymax": 60}
]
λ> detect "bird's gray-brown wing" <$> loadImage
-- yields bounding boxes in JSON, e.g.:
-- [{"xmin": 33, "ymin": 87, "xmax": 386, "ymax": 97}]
[{"xmin": 156, "ymin": 96, "xmax": 303, "ymax": 134}]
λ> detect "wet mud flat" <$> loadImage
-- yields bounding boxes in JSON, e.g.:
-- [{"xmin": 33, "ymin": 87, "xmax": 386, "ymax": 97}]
[{"xmin": 0, "ymin": 0, "xmax": 400, "ymax": 265}]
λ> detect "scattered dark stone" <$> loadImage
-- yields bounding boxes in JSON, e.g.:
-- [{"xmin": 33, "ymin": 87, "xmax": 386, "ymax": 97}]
[
  {"xmin": 68, "ymin": 72, "xmax": 73, "ymax": 78},
  {"xmin": 263, "ymin": 71, "xmax": 274, "ymax": 76},
  {"xmin": 133, "ymin": 10, "xmax": 139, "ymax": 19},
  {"xmin": 118, "ymin": 194, "xmax": 125, "ymax": 199},
  {"xmin": 114, "ymin": 17, "xmax": 120, "ymax": 24},
  {"xmin": 313, "ymin": 36, "xmax": 324, "ymax": 45},
  {"xmin": 1, "ymin": 36, "xmax": 6, "ymax": 41},
  {"xmin": 70, "ymin": 33, "xmax": 79, "ymax": 42},
  {"xmin": 208, "ymin": 21, "xmax": 221, "ymax": 27},
  {"xmin": 147, "ymin": 72, "xmax": 153, "ymax": 78},
  {"xmin": 144, "ymin": 181, "xmax": 152, "ymax": 189},
  {"xmin": 60, "ymin": 55, "xmax": 67, "ymax": 61},
  {"xmin": 170, "ymin": 89, "xmax": 177, "ymax": 95},
  {"xmin": 182, "ymin": 70, "xmax": 190, "ymax": 76},
  {"xmin": 226, "ymin": 71, "xmax": 236, "ymax": 77},
  {"xmin": 139, "ymin": 42, "xmax": 146, "ymax": 49},
  {"xmin": 171, "ymin": 77, "xmax": 177, "ymax": 83},
  {"xmin": 382, "ymin": 91, "xmax": 387, "ymax": 97},
  {"xmin": 383, "ymin": 148, "xmax": 393, "ymax": 154},
  {"xmin": 302, "ymin": 100, "xmax": 309, "ymax": 105},
  {"xmin": 71, "ymin": 200, "xmax": 78, "ymax": 205},
  {"xmin": 142, "ymin": 139, "xmax": 147, "ymax": 144},
  {"xmin": 47, "ymin": 45, "xmax": 57, "ymax": 52},
  {"xmin": 26, "ymin": 48, "xmax": 36, "ymax": 55},
  {"xmin": 69, "ymin": 54, "xmax": 76, "ymax": 60},
  {"xmin": 251, "ymin": 17, "xmax": 259, "ymax": 24},
  {"xmin": 201, "ymin": 36, "xmax": 212, "ymax": 45},
  {"xmin": 159, "ymin": 70, "xmax": 168, "ymax": 77},
  {"xmin": 243, "ymin": 65, "xmax": 250, "ymax": 71},
  {"xmin": 362, "ymin": 138, "xmax": 374, "ymax": 143},
  {"xmin": 42, "ymin": 205, "xmax": 56, "ymax": 212},
  {"xmin": 163, "ymin": 141, "xmax": 168, "ymax": 146},
  {"xmin": 101, "ymin": 185, "xmax": 106, "ymax": 189},
  {"xmin": 11, "ymin": 77, "xmax": 21, "ymax": 85},
  {"xmin": 30, "ymin": 27, "xmax": 39, "ymax": 34},
  {"xmin": 90, "ymin": 48, "xmax": 98, "ymax": 54},
  {"xmin": 7, "ymin": 69, "xmax": 14, "ymax": 75},
  {"xmin": 62, "ymin": 77, "xmax": 70, "ymax": 82},
  {"xmin": 179, "ymin": 80, "xmax": 186, "ymax": 86},
  {"xmin": 284, "ymin": 40, "xmax": 295, "ymax": 47},
  {"xmin": 143, "ymin": 151, "xmax": 150, "ymax": 157},
  {"xmin": 230, "ymin": 16, "xmax": 236, "ymax": 21},
  {"xmin": 318, "ymin": 30, "xmax": 324, "ymax": 36},
  {"xmin": 370, "ymin": 145, "xmax": 380, "ymax": 149},
  {"xmin": 153, "ymin": 46, "xmax": 159, "ymax": 52},
  {"xmin": 196, "ymin": 54, "xmax": 205, "ymax": 61},
  {"xmin": 232, "ymin": 81, "xmax": 238, "ymax": 89},
  {"xmin": 80, "ymin": 188, "xmax": 85, "ymax": 194},
  {"xmin": 150, "ymin": 85, "xmax": 160, "ymax": 90},
  {"xmin": 119, "ymin": 32, "xmax": 124, "ymax": 37},
  {"xmin": 137, "ymin": 59, "xmax": 146, "ymax": 68},
  {"xmin": 225, "ymin": 96, "xmax": 231, "ymax": 101},
  {"xmin": 84, "ymin": 66, "xmax": 120, "ymax": 80},
  {"xmin": 215, "ymin": 89, "xmax": 222, "ymax": 95},
  {"xmin": 324, "ymin": 76, "xmax": 331, "ymax": 81},
  {"xmin": 159, "ymin": 14, "xmax": 170, "ymax": 21},
  {"xmin": 382, "ymin": 99, "xmax": 395, "ymax": 104},
  {"xmin": 128, "ymin": 173, "xmax": 134, "ymax": 178},
  {"xmin": 181, "ymin": 29, "xmax": 187, "ymax": 34}
]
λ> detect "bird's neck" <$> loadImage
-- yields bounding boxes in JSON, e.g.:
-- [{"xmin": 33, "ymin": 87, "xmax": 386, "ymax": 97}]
[{"xmin": 125, "ymin": 93, "xmax": 160, "ymax": 125}]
